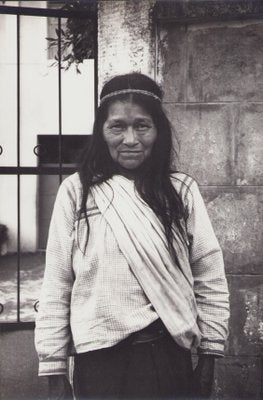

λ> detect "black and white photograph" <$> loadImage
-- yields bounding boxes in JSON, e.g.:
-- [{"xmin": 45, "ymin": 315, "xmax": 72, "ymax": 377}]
[{"xmin": 0, "ymin": 1, "xmax": 262, "ymax": 399}]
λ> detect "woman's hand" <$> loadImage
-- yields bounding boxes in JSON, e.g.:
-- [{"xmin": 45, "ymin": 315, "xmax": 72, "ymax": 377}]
[
  {"xmin": 193, "ymin": 354, "xmax": 215, "ymax": 399},
  {"xmin": 48, "ymin": 375, "xmax": 73, "ymax": 400}
]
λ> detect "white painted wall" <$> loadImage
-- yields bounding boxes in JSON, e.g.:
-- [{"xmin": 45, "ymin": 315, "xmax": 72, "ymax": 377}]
[{"xmin": 0, "ymin": 1, "xmax": 94, "ymax": 253}]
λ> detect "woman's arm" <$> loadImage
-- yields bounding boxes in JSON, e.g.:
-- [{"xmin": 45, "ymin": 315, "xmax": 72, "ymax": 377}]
[
  {"xmin": 185, "ymin": 179, "xmax": 229, "ymax": 397},
  {"xmin": 186, "ymin": 179, "xmax": 230, "ymax": 357},
  {"xmin": 35, "ymin": 177, "xmax": 76, "ymax": 377}
]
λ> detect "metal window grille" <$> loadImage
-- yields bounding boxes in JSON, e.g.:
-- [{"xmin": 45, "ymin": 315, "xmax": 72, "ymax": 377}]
[{"xmin": 0, "ymin": 3, "xmax": 98, "ymax": 330}]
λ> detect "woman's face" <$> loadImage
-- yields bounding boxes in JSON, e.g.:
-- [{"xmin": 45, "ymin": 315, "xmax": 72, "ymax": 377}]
[{"xmin": 102, "ymin": 100, "xmax": 157, "ymax": 170}]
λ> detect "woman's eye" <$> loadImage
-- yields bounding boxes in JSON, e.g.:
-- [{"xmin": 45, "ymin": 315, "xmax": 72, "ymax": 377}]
[
  {"xmin": 136, "ymin": 123, "xmax": 150, "ymax": 131},
  {"xmin": 109, "ymin": 124, "xmax": 124, "ymax": 132}
]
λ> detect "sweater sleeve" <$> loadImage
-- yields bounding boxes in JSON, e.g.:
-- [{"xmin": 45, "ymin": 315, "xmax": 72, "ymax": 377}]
[
  {"xmin": 34, "ymin": 177, "xmax": 76, "ymax": 376},
  {"xmin": 185, "ymin": 179, "xmax": 229, "ymax": 357}
]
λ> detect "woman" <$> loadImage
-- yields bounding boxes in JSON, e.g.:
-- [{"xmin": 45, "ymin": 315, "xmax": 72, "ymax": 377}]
[{"xmin": 35, "ymin": 73, "xmax": 229, "ymax": 400}]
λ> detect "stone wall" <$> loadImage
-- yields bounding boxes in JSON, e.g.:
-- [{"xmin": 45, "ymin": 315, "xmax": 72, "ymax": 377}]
[{"xmin": 155, "ymin": 2, "xmax": 263, "ymax": 399}]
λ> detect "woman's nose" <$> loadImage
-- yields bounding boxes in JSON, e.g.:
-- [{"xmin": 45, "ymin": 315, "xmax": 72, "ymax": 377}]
[{"xmin": 123, "ymin": 127, "xmax": 138, "ymax": 145}]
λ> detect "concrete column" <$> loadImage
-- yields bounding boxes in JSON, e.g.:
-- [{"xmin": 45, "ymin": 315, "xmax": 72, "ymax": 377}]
[{"xmin": 98, "ymin": 0, "xmax": 156, "ymax": 93}]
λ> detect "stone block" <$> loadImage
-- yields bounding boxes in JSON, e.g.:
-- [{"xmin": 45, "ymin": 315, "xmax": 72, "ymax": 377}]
[
  {"xmin": 154, "ymin": 1, "xmax": 263, "ymax": 23},
  {"xmin": 212, "ymin": 356, "xmax": 262, "ymax": 399},
  {"xmin": 226, "ymin": 275, "xmax": 263, "ymax": 356},
  {"xmin": 236, "ymin": 103, "xmax": 263, "ymax": 185},
  {"xmin": 186, "ymin": 21, "xmax": 263, "ymax": 102},
  {"xmin": 165, "ymin": 103, "xmax": 234, "ymax": 185},
  {"xmin": 159, "ymin": 20, "xmax": 263, "ymax": 102},
  {"xmin": 201, "ymin": 186, "xmax": 263, "ymax": 275},
  {"xmin": 157, "ymin": 24, "xmax": 188, "ymax": 102}
]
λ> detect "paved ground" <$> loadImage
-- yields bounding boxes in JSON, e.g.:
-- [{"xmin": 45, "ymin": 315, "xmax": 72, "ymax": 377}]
[{"xmin": 0, "ymin": 252, "xmax": 45, "ymax": 322}]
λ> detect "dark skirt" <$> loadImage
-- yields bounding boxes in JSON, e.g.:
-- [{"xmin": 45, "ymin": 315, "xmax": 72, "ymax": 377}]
[{"xmin": 73, "ymin": 321, "xmax": 194, "ymax": 400}]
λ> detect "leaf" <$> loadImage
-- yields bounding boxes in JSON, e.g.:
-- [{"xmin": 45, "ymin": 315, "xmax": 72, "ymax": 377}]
[
  {"xmin": 46, "ymin": 1, "xmax": 96, "ymax": 72},
  {"xmin": 55, "ymin": 28, "xmax": 64, "ymax": 37},
  {"xmin": 62, "ymin": 54, "xmax": 72, "ymax": 61}
]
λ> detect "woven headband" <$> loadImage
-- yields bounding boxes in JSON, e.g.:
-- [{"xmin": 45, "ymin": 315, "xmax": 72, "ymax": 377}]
[{"xmin": 100, "ymin": 89, "xmax": 162, "ymax": 104}]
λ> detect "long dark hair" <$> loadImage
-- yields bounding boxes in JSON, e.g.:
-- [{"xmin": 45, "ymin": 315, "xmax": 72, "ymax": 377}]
[{"xmin": 78, "ymin": 73, "xmax": 186, "ymax": 259}]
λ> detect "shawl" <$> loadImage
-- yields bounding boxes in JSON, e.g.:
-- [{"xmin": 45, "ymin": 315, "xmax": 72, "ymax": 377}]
[{"xmin": 91, "ymin": 175, "xmax": 201, "ymax": 349}]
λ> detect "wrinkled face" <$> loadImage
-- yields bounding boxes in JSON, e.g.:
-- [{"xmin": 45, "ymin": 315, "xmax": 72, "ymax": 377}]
[{"xmin": 102, "ymin": 100, "xmax": 157, "ymax": 171}]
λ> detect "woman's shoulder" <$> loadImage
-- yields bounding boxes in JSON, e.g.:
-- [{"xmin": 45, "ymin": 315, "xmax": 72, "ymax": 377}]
[
  {"xmin": 170, "ymin": 171, "xmax": 196, "ymax": 194},
  {"xmin": 57, "ymin": 172, "xmax": 82, "ymax": 202},
  {"xmin": 170, "ymin": 172, "xmax": 202, "ymax": 213},
  {"xmin": 60, "ymin": 172, "xmax": 81, "ymax": 189},
  {"xmin": 170, "ymin": 172, "xmax": 205, "ymax": 218}
]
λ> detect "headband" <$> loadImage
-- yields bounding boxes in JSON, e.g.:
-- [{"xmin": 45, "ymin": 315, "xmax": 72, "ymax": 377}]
[{"xmin": 100, "ymin": 89, "xmax": 162, "ymax": 104}]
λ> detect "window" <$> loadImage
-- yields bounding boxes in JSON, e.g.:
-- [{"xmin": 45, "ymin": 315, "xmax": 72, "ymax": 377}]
[{"xmin": 0, "ymin": 2, "xmax": 97, "ymax": 324}]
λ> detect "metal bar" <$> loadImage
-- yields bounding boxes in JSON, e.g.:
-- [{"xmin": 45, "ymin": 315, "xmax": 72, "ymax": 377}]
[
  {"xmin": 94, "ymin": 2, "xmax": 98, "ymax": 113},
  {"xmin": 58, "ymin": 17, "xmax": 62, "ymax": 184},
  {"xmin": 0, "ymin": 166, "xmax": 77, "ymax": 175},
  {"xmin": 0, "ymin": 5, "xmax": 96, "ymax": 19},
  {"xmin": 0, "ymin": 321, "xmax": 35, "ymax": 332},
  {"xmin": 16, "ymin": 14, "xmax": 21, "ymax": 323}
]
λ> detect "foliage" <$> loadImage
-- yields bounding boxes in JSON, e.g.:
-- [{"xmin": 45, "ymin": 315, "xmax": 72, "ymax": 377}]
[{"xmin": 46, "ymin": 0, "xmax": 97, "ymax": 73}]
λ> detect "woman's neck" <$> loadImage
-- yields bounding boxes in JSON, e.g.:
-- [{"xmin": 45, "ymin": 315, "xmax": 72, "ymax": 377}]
[{"xmin": 115, "ymin": 166, "xmax": 136, "ymax": 180}]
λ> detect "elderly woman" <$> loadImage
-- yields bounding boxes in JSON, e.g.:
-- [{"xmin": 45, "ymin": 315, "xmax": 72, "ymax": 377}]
[{"xmin": 35, "ymin": 73, "xmax": 229, "ymax": 400}]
